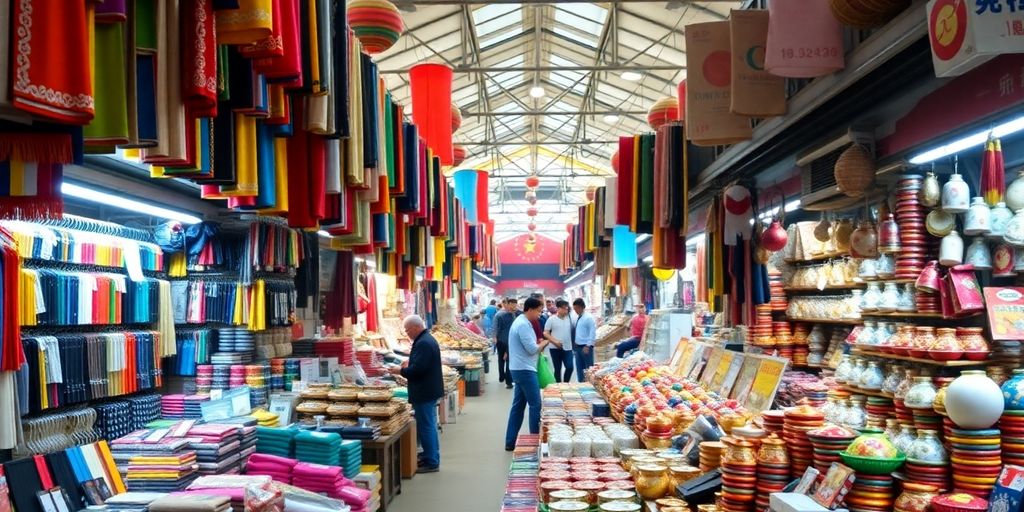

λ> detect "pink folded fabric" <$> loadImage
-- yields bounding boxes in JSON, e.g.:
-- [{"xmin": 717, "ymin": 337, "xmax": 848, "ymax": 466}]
[
  {"xmin": 335, "ymin": 487, "xmax": 371, "ymax": 507},
  {"xmin": 172, "ymin": 489, "xmax": 246, "ymax": 501},
  {"xmin": 293, "ymin": 462, "xmax": 342, "ymax": 477},
  {"xmin": 248, "ymin": 454, "xmax": 298, "ymax": 467}
]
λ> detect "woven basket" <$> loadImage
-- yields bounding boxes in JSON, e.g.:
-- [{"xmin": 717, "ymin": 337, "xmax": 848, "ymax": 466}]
[
  {"xmin": 835, "ymin": 144, "xmax": 875, "ymax": 198},
  {"xmin": 830, "ymin": 0, "xmax": 910, "ymax": 29}
]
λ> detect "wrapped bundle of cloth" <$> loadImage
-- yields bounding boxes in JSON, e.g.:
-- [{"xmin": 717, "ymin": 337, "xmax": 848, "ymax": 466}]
[
  {"xmin": 294, "ymin": 431, "xmax": 342, "ymax": 466},
  {"xmin": 184, "ymin": 395, "xmax": 210, "ymax": 419},
  {"xmin": 162, "ymin": 395, "xmax": 185, "ymax": 419},
  {"xmin": 353, "ymin": 466, "xmax": 382, "ymax": 512},
  {"xmin": 255, "ymin": 427, "xmax": 296, "ymax": 458},
  {"xmin": 148, "ymin": 493, "xmax": 231, "ymax": 512},
  {"xmin": 246, "ymin": 453, "xmax": 298, "ymax": 484},
  {"xmin": 292, "ymin": 462, "xmax": 353, "ymax": 497},
  {"xmin": 188, "ymin": 474, "xmax": 274, "ymax": 512},
  {"xmin": 339, "ymin": 440, "xmax": 363, "ymax": 479},
  {"xmin": 186, "ymin": 424, "xmax": 243, "ymax": 476},
  {"xmin": 251, "ymin": 409, "xmax": 280, "ymax": 427},
  {"xmin": 104, "ymin": 492, "xmax": 166, "ymax": 512}
]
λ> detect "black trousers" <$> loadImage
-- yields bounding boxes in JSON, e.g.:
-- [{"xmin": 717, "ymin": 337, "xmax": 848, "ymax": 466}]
[
  {"xmin": 496, "ymin": 341, "xmax": 510, "ymax": 383},
  {"xmin": 549, "ymin": 349, "xmax": 574, "ymax": 383}
]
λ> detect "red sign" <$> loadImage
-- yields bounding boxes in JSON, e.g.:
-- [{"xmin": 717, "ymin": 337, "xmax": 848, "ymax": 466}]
[{"xmin": 929, "ymin": 0, "xmax": 968, "ymax": 61}]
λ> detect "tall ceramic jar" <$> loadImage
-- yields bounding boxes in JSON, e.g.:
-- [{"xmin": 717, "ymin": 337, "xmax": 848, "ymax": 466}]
[
  {"xmin": 897, "ymin": 284, "xmax": 916, "ymax": 312},
  {"xmin": 634, "ymin": 465, "xmax": 670, "ymax": 499},
  {"xmin": 849, "ymin": 358, "xmax": 867, "ymax": 385},
  {"xmin": 878, "ymin": 213, "xmax": 901, "ymax": 252},
  {"xmin": 942, "ymin": 173, "xmax": 970, "ymax": 213},
  {"xmin": 879, "ymin": 283, "xmax": 899, "ymax": 312},
  {"xmin": 904, "ymin": 377, "xmax": 938, "ymax": 409},
  {"xmin": 883, "ymin": 364, "xmax": 904, "ymax": 394},
  {"xmin": 939, "ymin": 230, "xmax": 964, "ymax": 266},
  {"xmin": 945, "ymin": 370, "xmax": 1005, "ymax": 429},
  {"xmin": 965, "ymin": 237, "xmax": 992, "ymax": 270},
  {"xmin": 894, "ymin": 425, "xmax": 917, "ymax": 454},
  {"xmin": 859, "ymin": 361, "xmax": 884, "ymax": 390},
  {"xmin": 964, "ymin": 197, "xmax": 992, "ymax": 235},
  {"xmin": 1002, "ymin": 369, "xmax": 1024, "ymax": 410},
  {"xmin": 991, "ymin": 202, "xmax": 1014, "ymax": 239},
  {"xmin": 757, "ymin": 436, "xmax": 788, "ymax": 467},
  {"xmin": 895, "ymin": 368, "xmax": 918, "ymax": 400},
  {"xmin": 1005, "ymin": 209, "xmax": 1024, "ymax": 246},
  {"xmin": 1007, "ymin": 169, "xmax": 1024, "ymax": 211},
  {"xmin": 908, "ymin": 430, "xmax": 947, "ymax": 463},
  {"xmin": 835, "ymin": 354, "xmax": 853, "ymax": 383},
  {"xmin": 894, "ymin": 483, "xmax": 940, "ymax": 512},
  {"xmin": 862, "ymin": 283, "xmax": 882, "ymax": 311},
  {"xmin": 850, "ymin": 220, "xmax": 880, "ymax": 259}
]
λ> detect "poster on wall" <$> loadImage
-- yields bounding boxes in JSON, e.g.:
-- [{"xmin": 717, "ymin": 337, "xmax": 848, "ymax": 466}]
[
  {"xmin": 984, "ymin": 287, "xmax": 1024, "ymax": 340},
  {"xmin": 730, "ymin": 356, "xmax": 763, "ymax": 404},
  {"xmin": 744, "ymin": 358, "xmax": 788, "ymax": 412},
  {"xmin": 687, "ymin": 344, "xmax": 716, "ymax": 381}
]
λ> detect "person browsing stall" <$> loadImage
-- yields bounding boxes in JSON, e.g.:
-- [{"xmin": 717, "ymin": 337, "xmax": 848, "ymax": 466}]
[
  {"xmin": 543, "ymin": 299, "xmax": 576, "ymax": 383},
  {"xmin": 387, "ymin": 315, "xmax": 443, "ymax": 473},
  {"xmin": 504, "ymin": 297, "xmax": 561, "ymax": 451},
  {"xmin": 571, "ymin": 298, "xmax": 597, "ymax": 381}
]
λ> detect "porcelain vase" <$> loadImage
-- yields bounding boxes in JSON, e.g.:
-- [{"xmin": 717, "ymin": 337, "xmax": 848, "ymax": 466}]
[{"xmin": 945, "ymin": 370, "xmax": 1005, "ymax": 429}]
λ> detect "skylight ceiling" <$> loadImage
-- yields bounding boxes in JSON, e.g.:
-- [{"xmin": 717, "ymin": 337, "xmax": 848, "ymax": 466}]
[{"xmin": 377, "ymin": 1, "xmax": 739, "ymax": 235}]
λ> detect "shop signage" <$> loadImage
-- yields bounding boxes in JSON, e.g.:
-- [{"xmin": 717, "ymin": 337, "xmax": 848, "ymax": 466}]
[
  {"xmin": 984, "ymin": 286, "xmax": 1024, "ymax": 340},
  {"xmin": 927, "ymin": 0, "xmax": 1024, "ymax": 77}
]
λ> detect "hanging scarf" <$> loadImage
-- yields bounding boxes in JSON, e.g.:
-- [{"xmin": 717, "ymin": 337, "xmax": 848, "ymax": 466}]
[
  {"xmin": 255, "ymin": 121, "xmax": 277, "ymax": 209},
  {"xmin": 182, "ymin": 0, "xmax": 219, "ymax": 118},
  {"xmin": 11, "ymin": 0, "xmax": 94, "ymax": 124},
  {"xmin": 332, "ymin": 0, "xmax": 350, "ymax": 138},
  {"xmin": 0, "ymin": 160, "xmax": 63, "ymax": 219},
  {"xmin": 219, "ymin": 113, "xmax": 258, "ymax": 198},
  {"xmin": 326, "ymin": 139, "xmax": 342, "ymax": 193},
  {"xmin": 266, "ymin": 85, "xmax": 290, "ymax": 125},
  {"xmin": 259, "ymin": 136, "xmax": 290, "ymax": 214},
  {"xmin": 133, "ymin": 0, "xmax": 159, "ymax": 147},
  {"xmin": 254, "ymin": 0, "xmax": 302, "ymax": 86},
  {"xmin": 216, "ymin": 0, "xmax": 273, "ymax": 44},
  {"xmin": 240, "ymin": 0, "xmax": 284, "ymax": 59},
  {"xmin": 84, "ymin": 16, "xmax": 129, "ymax": 150},
  {"xmin": 616, "ymin": 136, "xmax": 635, "ymax": 226},
  {"xmin": 143, "ymin": 0, "xmax": 188, "ymax": 164}
]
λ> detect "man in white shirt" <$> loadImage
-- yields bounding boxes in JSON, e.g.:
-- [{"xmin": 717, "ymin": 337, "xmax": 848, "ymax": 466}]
[
  {"xmin": 571, "ymin": 298, "xmax": 598, "ymax": 382},
  {"xmin": 543, "ymin": 299, "xmax": 576, "ymax": 383}
]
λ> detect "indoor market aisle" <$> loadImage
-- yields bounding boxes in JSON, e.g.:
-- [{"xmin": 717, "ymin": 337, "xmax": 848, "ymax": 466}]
[{"xmin": 390, "ymin": 375, "xmax": 513, "ymax": 512}]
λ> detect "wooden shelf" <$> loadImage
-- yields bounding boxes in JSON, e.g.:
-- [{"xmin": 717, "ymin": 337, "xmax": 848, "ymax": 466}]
[
  {"xmin": 840, "ymin": 384, "xmax": 893, "ymax": 399},
  {"xmin": 784, "ymin": 252, "xmax": 849, "ymax": 264},
  {"xmin": 850, "ymin": 348, "xmax": 990, "ymax": 367},
  {"xmin": 783, "ymin": 317, "xmax": 863, "ymax": 326},
  {"xmin": 862, "ymin": 278, "xmax": 917, "ymax": 284},
  {"xmin": 860, "ymin": 311, "xmax": 945, "ymax": 319},
  {"xmin": 784, "ymin": 284, "xmax": 866, "ymax": 292}
]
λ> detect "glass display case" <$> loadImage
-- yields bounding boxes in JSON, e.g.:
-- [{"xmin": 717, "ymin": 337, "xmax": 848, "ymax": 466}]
[{"xmin": 641, "ymin": 308, "xmax": 694, "ymax": 363}]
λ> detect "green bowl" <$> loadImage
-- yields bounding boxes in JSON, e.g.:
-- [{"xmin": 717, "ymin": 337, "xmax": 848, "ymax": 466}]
[{"xmin": 839, "ymin": 452, "xmax": 906, "ymax": 475}]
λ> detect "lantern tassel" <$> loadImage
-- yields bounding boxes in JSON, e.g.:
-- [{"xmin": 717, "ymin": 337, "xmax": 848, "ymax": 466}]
[
  {"xmin": 995, "ymin": 137, "xmax": 1005, "ymax": 205},
  {"xmin": 982, "ymin": 137, "xmax": 997, "ymax": 206}
]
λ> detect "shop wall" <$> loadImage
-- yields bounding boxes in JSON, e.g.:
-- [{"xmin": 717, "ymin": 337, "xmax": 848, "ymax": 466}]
[{"xmin": 494, "ymin": 234, "xmax": 565, "ymax": 297}]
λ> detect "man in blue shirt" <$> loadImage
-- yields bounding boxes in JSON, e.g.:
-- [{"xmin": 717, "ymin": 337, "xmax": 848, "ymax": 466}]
[
  {"xmin": 504, "ymin": 297, "xmax": 561, "ymax": 451},
  {"xmin": 571, "ymin": 298, "xmax": 597, "ymax": 382},
  {"xmin": 483, "ymin": 299, "xmax": 498, "ymax": 336}
]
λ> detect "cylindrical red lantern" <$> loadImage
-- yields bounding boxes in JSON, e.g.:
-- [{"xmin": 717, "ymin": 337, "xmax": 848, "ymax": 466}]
[
  {"xmin": 452, "ymin": 145, "xmax": 467, "ymax": 166},
  {"xmin": 347, "ymin": 0, "xmax": 404, "ymax": 55},
  {"xmin": 527, "ymin": 195, "xmax": 537, "ymax": 205},
  {"xmin": 585, "ymin": 186, "xmax": 598, "ymax": 202},
  {"xmin": 528, "ymin": 223, "xmax": 537, "ymax": 232},
  {"xmin": 611, "ymin": 150, "xmax": 619, "ymax": 173},
  {"xmin": 525, "ymin": 175, "xmax": 540, "ymax": 189},
  {"xmin": 476, "ymin": 170, "xmax": 489, "ymax": 225},
  {"xmin": 647, "ymin": 96, "xmax": 680, "ymax": 130},
  {"xmin": 676, "ymin": 80, "xmax": 687, "ymax": 120},
  {"xmin": 410, "ymin": 64, "xmax": 454, "ymax": 165},
  {"xmin": 527, "ymin": 206, "xmax": 538, "ymax": 217},
  {"xmin": 451, "ymin": 103, "xmax": 463, "ymax": 133}
]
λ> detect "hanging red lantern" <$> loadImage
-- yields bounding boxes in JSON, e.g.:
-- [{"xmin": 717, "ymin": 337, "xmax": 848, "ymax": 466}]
[
  {"xmin": 527, "ymin": 195, "xmax": 537, "ymax": 205},
  {"xmin": 410, "ymin": 64, "xmax": 454, "ymax": 165},
  {"xmin": 347, "ymin": 0, "xmax": 405, "ymax": 55},
  {"xmin": 528, "ymin": 233, "xmax": 537, "ymax": 243},
  {"xmin": 528, "ymin": 223, "xmax": 537, "ymax": 231},
  {"xmin": 647, "ymin": 96, "xmax": 680, "ymax": 130},
  {"xmin": 611, "ymin": 150, "xmax": 619, "ymax": 173},
  {"xmin": 525, "ymin": 175, "xmax": 540, "ymax": 189},
  {"xmin": 527, "ymin": 206, "xmax": 538, "ymax": 217},
  {"xmin": 451, "ymin": 103, "xmax": 463, "ymax": 133},
  {"xmin": 452, "ymin": 145, "xmax": 467, "ymax": 166},
  {"xmin": 585, "ymin": 186, "xmax": 598, "ymax": 202}
]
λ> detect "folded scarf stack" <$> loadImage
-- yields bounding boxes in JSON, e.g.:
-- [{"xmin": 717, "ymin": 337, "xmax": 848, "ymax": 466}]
[
  {"xmin": 184, "ymin": 395, "xmax": 210, "ymax": 420},
  {"xmin": 149, "ymin": 493, "xmax": 232, "ymax": 512},
  {"xmin": 186, "ymin": 424, "xmax": 242, "ymax": 476},
  {"xmin": 245, "ymin": 453, "xmax": 298, "ymax": 484},
  {"xmin": 294, "ymin": 431, "xmax": 342, "ymax": 466},
  {"xmin": 251, "ymin": 409, "xmax": 280, "ymax": 427},
  {"xmin": 293, "ymin": 462, "xmax": 352, "ymax": 497},
  {"xmin": 339, "ymin": 440, "xmax": 363, "ymax": 479},
  {"xmin": 255, "ymin": 427, "xmax": 296, "ymax": 458},
  {"xmin": 161, "ymin": 394, "xmax": 185, "ymax": 419}
]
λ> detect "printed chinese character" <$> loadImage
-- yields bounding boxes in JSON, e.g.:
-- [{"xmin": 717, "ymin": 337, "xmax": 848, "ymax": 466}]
[
  {"xmin": 978, "ymin": 0, "xmax": 1004, "ymax": 13},
  {"xmin": 1002, "ymin": 73, "xmax": 1015, "ymax": 96},
  {"xmin": 1008, "ymin": 0, "xmax": 1024, "ymax": 12},
  {"xmin": 1015, "ymin": 18, "xmax": 1024, "ymax": 34}
]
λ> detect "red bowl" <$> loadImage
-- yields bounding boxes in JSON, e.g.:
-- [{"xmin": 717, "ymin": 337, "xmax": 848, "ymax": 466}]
[
  {"xmin": 910, "ymin": 349, "xmax": 930, "ymax": 358},
  {"xmin": 930, "ymin": 349, "xmax": 964, "ymax": 361},
  {"xmin": 964, "ymin": 351, "xmax": 989, "ymax": 361}
]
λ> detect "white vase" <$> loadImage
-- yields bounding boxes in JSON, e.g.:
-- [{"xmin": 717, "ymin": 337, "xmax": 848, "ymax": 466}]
[
  {"xmin": 897, "ymin": 283, "xmax": 916, "ymax": 312},
  {"xmin": 1007, "ymin": 170, "xmax": 1024, "ymax": 212},
  {"xmin": 862, "ymin": 283, "xmax": 881, "ymax": 311},
  {"xmin": 965, "ymin": 237, "xmax": 992, "ymax": 270},
  {"xmin": 945, "ymin": 370, "xmax": 1005, "ymax": 429},
  {"xmin": 939, "ymin": 230, "xmax": 964, "ymax": 266},
  {"xmin": 964, "ymin": 197, "xmax": 991, "ymax": 235},
  {"xmin": 941, "ymin": 174, "xmax": 970, "ymax": 213},
  {"xmin": 1007, "ymin": 210, "xmax": 1024, "ymax": 246},
  {"xmin": 991, "ymin": 202, "xmax": 1014, "ymax": 239},
  {"xmin": 878, "ymin": 283, "xmax": 899, "ymax": 313}
]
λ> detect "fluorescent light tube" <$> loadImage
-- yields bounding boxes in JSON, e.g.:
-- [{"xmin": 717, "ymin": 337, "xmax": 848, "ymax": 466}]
[
  {"xmin": 909, "ymin": 114, "xmax": 1024, "ymax": 164},
  {"xmin": 62, "ymin": 182, "xmax": 202, "ymax": 224}
]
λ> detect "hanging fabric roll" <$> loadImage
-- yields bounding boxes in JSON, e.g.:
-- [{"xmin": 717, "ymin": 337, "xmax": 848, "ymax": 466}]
[
  {"xmin": 219, "ymin": 113, "xmax": 259, "ymax": 198},
  {"xmin": 216, "ymin": 0, "xmax": 274, "ymax": 44},
  {"xmin": 182, "ymin": 0, "xmax": 219, "ymax": 118},
  {"xmin": 255, "ymin": 121, "xmax": 278, "ymax": 209},
  {"xmin": 85, "ymin": 18, "xmax": 130, "ymax": 149},
  {"xmin": 332, "ymin": 0, "xmax": 350, "ymax": 138},
  {"xmin": 254, "ymin": 0, "xmax": 302, "ymax": 87},
  {"xmin": 143, "ymin": 0, "xmax": 188, "ymax": 165},
  {"xmin": 239, "ymin": 0, "xmax": 285, "ymax": 59},
  {"xmin": 409, "ymin": 64, "xmax": 454, "ymax": 165},
  {"xmin": 616, "ymin": 136, "xmax": 635, "ymax": 226},
  {"xmin": 133, "ymin": 0, "xmax": 159, "ymax": 147}
]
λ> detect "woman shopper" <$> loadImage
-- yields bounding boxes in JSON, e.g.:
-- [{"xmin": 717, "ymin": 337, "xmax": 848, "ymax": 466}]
[{"xmin": 504, "ymin": 297, "xmax": 561, "ymax": 451}]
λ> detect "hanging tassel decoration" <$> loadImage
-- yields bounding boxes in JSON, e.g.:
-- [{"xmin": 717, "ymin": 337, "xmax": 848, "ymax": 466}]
[
  {"xmin": 982, "ymin": 136, "xmax": 998, "ymax": 206},
  {"xmin": 995, "ymin": 137, "xmax": 1005, "ymax": 206}
]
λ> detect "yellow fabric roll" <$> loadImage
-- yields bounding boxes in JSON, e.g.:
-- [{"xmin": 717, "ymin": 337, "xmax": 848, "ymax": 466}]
[
  {"xmin": 216, "ymin": 0, "xmax": 273, "ymax": 44},
  {"xmin": 260, "ymin": 138, "xmax": 290, "ymax": 215},
  {"xmin": 220, "ymin": 113, "xmax": 259, "ymax": 197},
  {"xmin": 233, "ymin": 283, "xmax": 245, "ymax": 326}
]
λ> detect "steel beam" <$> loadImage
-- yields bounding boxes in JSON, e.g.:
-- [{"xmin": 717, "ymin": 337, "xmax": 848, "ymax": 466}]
[
  {"xmin": 380, "ymin": 64, "xmax": 684, "ymax": 74},
  {"xmin": 456, "ymin": 140, "xmax": 620, "ymax": 146},
  {"xmin": 463, "ymin": 110, "xmax": 646, "ymax": 117},
  {"xmin": 394, "ymin": 0, "xmax": 733, "ymax": 4}
]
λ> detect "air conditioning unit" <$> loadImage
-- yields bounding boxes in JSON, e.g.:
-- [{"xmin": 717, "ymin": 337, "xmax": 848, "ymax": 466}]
[{"xmin": 797, "ymin": 129, "xmax": 875, "ymax": 211}]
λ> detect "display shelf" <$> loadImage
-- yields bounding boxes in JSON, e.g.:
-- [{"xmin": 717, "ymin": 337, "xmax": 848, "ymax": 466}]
[
  {"xmin": 781, "ymin": 316, "xmax": 863, "ymax": 326},
  {"xmin": 840, "ymin": 384, "xmax": 892, "ymax": 398},
  {"xmin": 783, "ymin": 284, "xmax": 865, "ymax": 292},
  {"xmin": 860, "ymin": 311, "xmax": 945, "ymax": 319},
  {"xmin": 861, "ymin": 278, "xmax": 916, "ymax": 284},
  {"xmin": 850, "ymin": 347, "xmax": 989, "ymax": 367},
  {"xmin": 784, "ymin": 252, "xmax": 848, "ymax": 264}
]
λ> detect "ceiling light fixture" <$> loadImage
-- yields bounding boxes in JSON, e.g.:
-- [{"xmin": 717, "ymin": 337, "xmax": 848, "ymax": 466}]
[
  {"xmin": 529, "ymin": 86, "xmax": 546, "ymax": 99},
  {"xmin": 62, "ymin": 182, "xmax": 202, "ymax": 224},
  {"xmin": 602, "ymin": 113, "xmax": 620, "ymax": 124},
  {"xmin": 909, "ymin": 114, "xmax": 1024, "ymax": 164},
  {"xmin": 621, "ymin": 71, "xmax": 642, "ymax": 81}
]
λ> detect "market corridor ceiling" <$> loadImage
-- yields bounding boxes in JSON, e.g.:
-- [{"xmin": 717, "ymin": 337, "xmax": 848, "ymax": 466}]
[{"xmin": 377, "ymin": 1, "xmax": 737, "ymax": 239}]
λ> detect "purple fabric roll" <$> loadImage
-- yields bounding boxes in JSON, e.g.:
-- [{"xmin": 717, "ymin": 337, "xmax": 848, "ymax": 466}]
[{"xmin": 95, "ymin": 0, "xmax": 127, "ymax": 21}]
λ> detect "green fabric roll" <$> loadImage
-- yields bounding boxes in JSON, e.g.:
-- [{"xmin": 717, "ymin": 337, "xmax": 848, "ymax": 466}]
[{"xmin": 85, "ymin": 22, "xmax": 129, "ymax": 149}]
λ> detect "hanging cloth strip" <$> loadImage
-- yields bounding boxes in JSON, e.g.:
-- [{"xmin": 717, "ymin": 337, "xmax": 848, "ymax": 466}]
[
  {"xmin": 142, "ymin": 0, "xmax": 188, "ymax": 165},
  {"xmin": 84, "ymin": 18, "xmax": 130, "ymax": 150},
  {"xmin": 332, "ymin": 1, "xmax": 350, "ymax": 138},
  {"xmin": 10, "ymin": 0, "xmax": 94, "ymax": 124},
  {"xmin": 216, "ymin": 0, "xmax": 274, "ymax": 44},
  {"xmin": 132, "ymin": 0, "xmax": 159, "ymax": 147},
  {"xmin": 345, "ymin": 37, "xmax": 364, "ymax": 185},
  {"xmin": 616, "ymin": 136, "xmax": 635, "ymax": 226},
  {"xmin": 254, "ymin": 0, "xmax": 302, "ymax": 87},
  {"xmin": 239, "ymin": 0, "xmax": 284, "ymax": 59},
  {"xmin": 182, "ymin": 0, "xmax": 219, "ymax": 118}
]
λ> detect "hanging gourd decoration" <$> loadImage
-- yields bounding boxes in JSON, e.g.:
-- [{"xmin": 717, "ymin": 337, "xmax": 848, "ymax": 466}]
[
  {"xmin": 347, "ymin": 0, "xmax": 405, "ymax": 54},
  {"xmin": 647, "ymin": 97, "xmax": 680, "ymax": 130},
  {"xmin": 611, "ymin": 150, "xmax": 620, "ymax": 173},
  {"xmin": 652, "ymin": 268, "xmax": 675, "ymax": 281},
  {"xmin": 527, "ymin": 206, "xmax": 539, "ymax": 217},
  {"xmin": 452, "ymin": 145, "xmax": 467, "ymax": 167},
  {"xmin": 528, "ymin": 223, "xmax": 537, "ymax": 232},
  {"xmin": 834, "ymin": 144, "xmax": 875, "ymax": 198},
  {"xmin": 585, "ymin": 186, "xmax": 598, "ymax": 202},
  {"xmin": 526, "ymin": 175, "xmax": 540, "ymax": 189},
  {"xmin": 760, "ymin": 195, "xmax": 789, "ymax": 252},
  {"xmin": 451, "ymin": 103, "xmax": 463, "ymax": 133},
  {"xmin": 814, "ymin": 212, "xmax": 831, "ymax": 242}
]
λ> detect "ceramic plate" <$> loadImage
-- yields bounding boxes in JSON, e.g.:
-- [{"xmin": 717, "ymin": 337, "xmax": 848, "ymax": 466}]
[{"xmin": 926, "ymin": 210, "xmax": 956, "ymax": 236}]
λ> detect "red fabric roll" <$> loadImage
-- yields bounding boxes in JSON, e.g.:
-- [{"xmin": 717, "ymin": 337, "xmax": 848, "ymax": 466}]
[
  {"xmin": 409, "ymin": 64, "xmax": 453, "ymax": 165},
  {"xmin": 254, "ymin": 0, "xmax": 302, "ymax": 86},
  {"xmin": 182, "ymin": 0, "xmax": 219, "ymax": 117},
  {"xmin": 240, "ymin": 0, "xmax": 284, "ymax": 59},
  {"xmin": 615, "ymin": 136, "xmax": 635, "ymax": 226}
]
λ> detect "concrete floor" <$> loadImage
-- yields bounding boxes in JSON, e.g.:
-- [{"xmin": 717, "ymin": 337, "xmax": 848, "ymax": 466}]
[{"xmin": 389, "ymin": 376, "xmax": 514, "ymax": 512}]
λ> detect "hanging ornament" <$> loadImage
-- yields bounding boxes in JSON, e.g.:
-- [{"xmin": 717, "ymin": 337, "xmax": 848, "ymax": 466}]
[
  {"xmin": 527, "ymin": 195, "xmax": 537, "ymax": 206},
  {"xmin": 652, "ymin": 268, "xmax": 675, "ymax": 281},
  {"xmin": 527, "ymin": 206, "xmax": 539, "ymax": 217},
  {"xmin": 347, "ymin": 0, "xmax": 405, "ymax": 55},
  {"xmin": 527, "ymin": 233, "xmax": 537, "ymax": 243},
  {"xmin": 526, "ymin": 175, "xmax": 540, "ymax": 189},
  {"xmin": 585, "ymin": 186, "xmax": 598, "ymax": 202},
  {"xmin": 452, "ymin": 145, "xmax": 467, "ymax": 167},
  {"xmin": 647, "ymin": 96, "xmax": 680, "ymax": 130},
  {"xmin": 451, "ymin": 103, "xmax": 463, "ymax": 133},
  {"xmin": 528, "ymin": 223, "xmax": 537, "ymax": 232},
  {"xmin": 611, "ymin": 150, "xmax": 620, "ymax": 173}
]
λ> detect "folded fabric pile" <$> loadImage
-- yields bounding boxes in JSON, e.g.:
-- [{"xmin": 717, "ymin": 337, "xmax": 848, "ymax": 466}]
[
  {"xmin": 245, "ymin": 453, "xmax": 298, "ymax": 484},
  {"xmin": 188, "ymin": 473, "xmax": 274, "ymax": 512},
  {"xmin": 161, "ymin": 394, "xmax": 185, "ymax": 419},
  {"xmin": 239, "ymin": 426, "xmax": 258, "ymax": 464},
  {"xmin": 339, "ymin": 440, "xmax": 363, "ymax": 479},
  {"xmin": 293, "ymin": 462, "xmax": 351, "ymax": 496},
  {"xmin": 251, "ymin": 409, "xmax": 280, "ymax": 427},
  {"xmin": 353, "ymin": 465, "xmax": 382, "ymax": 512},
  {"xmin": 294, "ymin": 431, "xmax": 342, "ymax": 466},
  {"xmin": 255, "ymin": 427, "xmax": 296, "ymax": 458},
  {"xmin": 109, "ymin": 434, "xmax": 199, "ymax": 492},
  {"xmin": 184, "ymin": 395, "xmax": 210, "ymax": 419},
  {"xmin": 187, "ymin": 424, "xmax": 242, "ymax": 476},
  {"xmin": 149, "ymin": 493, "xmax": 231, "ymax": 512},
  {"xmin": 127, "ymin": 394, "xmax": 163, "ymax": 430},
  {"xmin": 104, "ymin": 492, "xmax": 165, "ymax": 512},
  {"xmin": 335, "ymin": 484, "xmax": 372, "ymax": 512}
]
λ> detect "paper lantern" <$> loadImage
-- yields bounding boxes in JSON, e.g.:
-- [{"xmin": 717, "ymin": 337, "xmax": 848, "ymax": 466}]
[
  {"xmin": 647, "ymin": 97, "xmax": 680, "ymax": 130},
  {"xmin": 612, "ymin": 225, "xmax": 638, "ymax": 268},
  {"xmin": 476, "ymin": 170, "xmax": 489, "ymax": 225},
  {"xmin": 765, "ymin": 0, "xmax": 844, "ymax": 78},
  {"xmin": 451, "ymin": 103, "xmax": 463, "ymax": 132},
  {"xmin": 585, "ymin": 186, "xmax": 598, "ymax": 202},
  {"xmin": 410, "ymin": 64, "xmax": 454, "ymax": 165},
  {"xmin": 452, "ymin": 145, "xmax": 467, "ymax": 166},
  {"xmin": 452, "ymin": 168, "xmax": 480, "ymax": 224},
  {"xmin": 611, "ymin": 150, "xmax": 619, "ymax": 173},
  {"xmin": 528, "ymin": 223, "xmax": 537, "ymax": 231},
  {"xmin": 526, "ymin": 194, "xmax": 537, "ymax": 205},
  {"xmin": 652, "ymin": 268, "xmax": 676, "ymax": 281},
  {"xmin": 677, "ymin": 80, "xmax": 687, "ymax": 120},
  {"xmin": 347, "ymin": 0, "xmax": 404, "ymax": 55},
  {"xmin": 528, "ymin": 233, "xmax": 537, "ymax": 243},
  {"xmin": 527, "ymin": 206, "xmax": 538, "ymax": 217},
  {"xmin": 525, "ymin": 175, "xmax": 540, "ymax": 189}
]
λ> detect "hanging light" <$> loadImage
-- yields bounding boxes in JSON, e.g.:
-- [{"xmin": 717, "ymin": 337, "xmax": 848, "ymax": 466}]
[
  {"xmin": 621, "ymin": 71, "xmax": 642, "ymax": 81},
  {"xmin": 347, "ymin": 0, "xmax": 405, "ymax": 55},
  {"xmin": 525, "ymin": 175, "xmax": 540, "ymax": 189},
  {"xmin": 602, "ymin": 113, "xmax": 620, "ymax": 124},
  {"xmin": 527, "ymin": 206, "xmax": 539, "ymax": 217},
  {"xmin": 526, "ymin": 189, "xmax": 537, "ymax": 205},
  {"xmin": 529, "ymin": 86, "xmax": 546, "ymax": 99},
  {"xmin": 528, "ymin": 222, "xmax": 537, "ymax": 231}
]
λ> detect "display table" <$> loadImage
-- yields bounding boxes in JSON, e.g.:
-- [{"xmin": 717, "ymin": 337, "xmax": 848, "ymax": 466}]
[
  {"xmin": 400, "ymin": 419, "xmax": 417, "ymax": 479},
  {"xmin": 361, "ymin": 420, "xmax": 412, "ymax": 511}
]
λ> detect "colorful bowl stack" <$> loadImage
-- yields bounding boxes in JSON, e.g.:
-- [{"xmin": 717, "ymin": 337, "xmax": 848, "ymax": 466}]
[
  {"xmin": 845, "ymin": 472, "xmax": 896, "ymax": 512},
  {"xmin": 761, "ymin": 410, "xmax": 785, "ymax": 435},
  {"xmin": 755, "ymin": 446, "xmax": 789, "ymax": 510},
  {"xmin": 864, "ymin": 396, "xmax": 895, "ymax": 426},
  {"xmin": 893, "ymin": 175, "xmax": 928, "ymax": 279},
  {"xmin": 720, "ymin": 452, "xmax": 757, "ymax": 512},
  {"xmin": 230, "ymin": 365, "xmax": 246, "ymax": 388},
  {"xmin": 768, "ymin": 271, "xmax": 787, "ymax": 312},
  {"xmin": 1001, "ymin": 409, "xmax": 1024, "ymax": 466},
  {"xmin": 782, "ymin": 406, "xmax": 824, "ymax": 478},
  {"xmin": 948, "ymin": 427, "xmax": 1001, "ymax": 497},
  {"xmin": 807, "ymin": 425, "xmax": 857, "ymax": 475},
  {"xmin": 774, "ymin": 322, "xmax": 793, "ymax": 361},
  {"xmin": 196, "ymin": 364, "xmax": 213, "ymax": 394},
  {"xmin": 904, "ymin": 431, "xmax": 951, "ymax": 492},
  {"xmin": 752, "ymin": 305, "xmax": 773, "ymax": 346},
  {"xmin": 699, "ymin": 441, "xmax": 724, "ymax": 472},
  {"xmin": 792, "ymin": 323, "xmax": 810, "ymax": 366}
]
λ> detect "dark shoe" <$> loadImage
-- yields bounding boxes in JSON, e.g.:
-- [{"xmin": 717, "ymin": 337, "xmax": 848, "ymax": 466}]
[
  {"xmin": 505, "ymin": 446, "xmax": 515, "ymax": 452},
  {"xmin": 416, "ymin": 465, "xmax": 439, "ymax": 474},
  {"xmin": 505, "ymin": 384, "xmax": 514, "ymax": 389}
]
